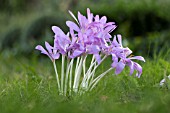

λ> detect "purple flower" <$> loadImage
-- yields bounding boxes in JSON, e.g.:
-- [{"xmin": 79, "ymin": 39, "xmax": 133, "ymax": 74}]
[
  {"xmin": 35, "ymin": 8, "xmax": 146, "ymax": 96},
  {"xmin": 109, "ymin": 35, "xmax": 145, "ymax": 77},
  {"xmin": 52, "ymin": 26, "xmax": 71, "ymax": 55},
  {"xmin": 35, "ymin": 41, "xmax": 60, "ymax": 62},
  {"xmin": 115, "ymin": 56, "xmax": 145, "ymax": 78},
  {"xmin": 35, "ymin": 8, "xmax": 145, "ymax": 78},
  {"xmin": 66, "ymin": 8, "xmax": 117, "ymax": 63}
]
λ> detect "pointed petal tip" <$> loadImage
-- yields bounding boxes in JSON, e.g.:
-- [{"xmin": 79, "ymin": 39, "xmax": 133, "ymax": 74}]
[
  {"xmin": 66, "ymin": 21, "xmax": 80, "ymax": 32},
  {"xmin": 51, "ymin": 26, "xmax": 56, "ymax": 30},
  {"xmin": 35, "ymin": 45, "xmax": 41, "ymax": 50}
]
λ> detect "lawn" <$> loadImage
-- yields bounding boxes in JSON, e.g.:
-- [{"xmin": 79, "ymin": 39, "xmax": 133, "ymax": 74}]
[{"xmin": 0, "ymin": 51, "xmax": 170, "ymax": 113}]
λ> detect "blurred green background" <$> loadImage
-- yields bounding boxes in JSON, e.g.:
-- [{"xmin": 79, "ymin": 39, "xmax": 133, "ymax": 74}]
[{"xmin": 0, "ymin": 0, "xmax": 170, "ymax": 58}]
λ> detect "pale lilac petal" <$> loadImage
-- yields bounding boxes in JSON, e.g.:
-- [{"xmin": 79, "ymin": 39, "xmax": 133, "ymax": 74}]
[
  {"xmin": 111, "ymin": 62, "xmax": 117, "ymax": 68},
  {"xmin": 105, "ymin": 33, "xmax": 112, "ymax": 39},
  {"xmin": 100, "ymin": 16, "xmax": 107, "ymax": 24},
  {"xmin": 45, "ymin": 41, "xmax": 53, "ymax": 53},
  {"xmin": 70, "ymin": 29, "xmax": 77, "ymax": 43},
  {"xmin": 66, "ymin": 21, "xmax": 80, "ymax": 32},
  {"xmin": 35, "ymin": 45, "xmax": 52, "ymax": 61},
  {"xmin": 105, "ymin": 25, "xmax": 116, "ymax": 33},
  {"xmin": 105, "ymin": 22, "xmax": 115, "ymax": 27},
  {"xmin": 94, "ymin": 54, "xmax": 101, "ymax": 64},
  {"xmin": 112, "ymin": 36, "xmax": 119, "ymax": 47},
  {"xmin": 96, "ymin": 32, "xmax": 103, "ymax": 38},
  {"xmin": 115, "ymin": 61, "xmax": 125, "ymax": 75},
  {"xmin": 87, "ymin": 8, "xmax": 93, "ymax": 23},
  {"xmin": 52, "ymin": 26, "xmax": 65, "ymax": 36},
  {"xmin": 87, "ymin": 45, "xmax": 100, "ymax": 54},
  {"xmin": 111, "ymin": 54, "xmax": 118, "ymax": 68},
  {"xmin": 95, "ymin": 15, "xmax": 99, "ymax": 22},
  {"xmin": 126, "ymin": 60, "xmax": 134, "ymax": 75},
  {"xmin": 71, "ymin": 50, "xmax": 83, "ymax": 58},
  {"xmin": 129, "ymin": 56, "xmax": 145, "ymax": 62},
  {"xmin": 51, "ymin": 53, "xmax": 60, "ymax": 59},
  {"xmin": 134, "ymin": 62, "xmax": 142, "ymax": 78},
  {"xmin": 117, "ymin": 34, "xmax": 122, "ymax": 47},
  {"xmin": 58, "ymin": 38, "xmax": 69, "ymax": 51},
  {"xmin": 124, "ymin": 47, "xmax": 132, "ymax": 57},
  {"xmin": 78, "ymin": 12, "xmax": 84, "ymax": 27},
  {"xmin": 35, "ymin": 45, "xmax": 48, "ymax": 55}
]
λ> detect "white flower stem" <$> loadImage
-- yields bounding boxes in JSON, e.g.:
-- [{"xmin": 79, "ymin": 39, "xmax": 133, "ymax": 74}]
[
  {"xmin": 75, "ymin": 57, "xmax": 80, "ymax": 73},
  {"xmin": 53, "ymin": 60, "xmax": 61, "ymax": 94},
  {"xmin": 83, "ymin": 55, "xmax": 87, "ymax": 77},
  {"xmin": 89, "ymin": 68, "xmax": 113, "ymax": 91},
  {"xmin": 85, "ymin": 55, "xmax": 107, "ymax": 88},
  {"xmin": 80, "ymin": 55, "xmax": 95, "ymax": 89},
  {"xmin": 73, "ymin": 56, "xmax": 84, "ymax": 93},
  {"xmin": 61, "ymin": 55, "xmax": 65, "ymax": 95},
  {"xmin": 69, "ymin": 59, "xmax": 74, "ymax": 96},
  {"xmin": 64, "ymin": 58, "xmax": 70, "ymax": 96},
  {"xmin": 89, "ymin": 63, "xmax": 97, "ymax": 85}
]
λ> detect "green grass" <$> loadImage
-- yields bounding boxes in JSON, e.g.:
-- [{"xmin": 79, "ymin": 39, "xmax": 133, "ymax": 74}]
[{"xmin": 0, "ymin": 53, "xmax": 170, "ymax": 113}]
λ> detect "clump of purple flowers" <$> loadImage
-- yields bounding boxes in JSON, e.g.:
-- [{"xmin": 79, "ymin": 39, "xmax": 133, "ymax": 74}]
[{"xmin": 35, "ymin": 8, "xmax": 145, "ymax": 96}]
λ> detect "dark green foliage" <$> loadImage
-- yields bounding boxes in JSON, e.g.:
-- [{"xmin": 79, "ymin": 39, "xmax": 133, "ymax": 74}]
[
  {"xmin": 21, "ymin": 15, "xmax": 67, "ymax": 54},
  {"xmin": 76, "ymin": 0, "xmax": 170, "ymax": 37},
  {"xmin": 129, "ymin": 12, "xmax": 170, "ymax": 36},
  {"xmin": 0, "ymin": 0, "xmax": 37, "ymax": 13},
  {"xmin": 1, "ymin": 27, "xmax": 21, "ymax": 50},
  {"xmin": 24, "ymin": 15, "xmax": 66, "ymax": 41}
]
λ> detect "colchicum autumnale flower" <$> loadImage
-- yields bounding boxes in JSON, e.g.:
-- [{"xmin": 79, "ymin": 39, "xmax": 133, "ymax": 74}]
[{"xmin": 35, "ymin": 8, "xmax": 145, "ymax": 96}]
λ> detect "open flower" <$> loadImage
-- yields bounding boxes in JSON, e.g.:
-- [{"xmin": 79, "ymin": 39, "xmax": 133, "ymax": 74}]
[
  {"xmin": 52, "ymin": 26, "xmax": 71, "ymax": 55},
  {"xmin": 35, "ymin": 41, "xmax": 60, "ymax": 62},
  {"xmin": 66, "ymin": 8, "xmax": 116, "ymax": 63},
  {"xmin": 108, "ymin": 35, "xmax": 145, "ymax": 77}
]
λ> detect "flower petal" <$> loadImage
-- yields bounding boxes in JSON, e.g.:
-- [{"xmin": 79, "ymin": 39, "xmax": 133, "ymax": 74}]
[
  {"xmin": 66, "ymin": 21, "xmax": 80, "ymax": 32},
  {"xmin": 70, "ymin": 49, "xmax": 83, "ymax": 58},
  {"xmin": 134, "ymin": 62, "xmax": 142, "ymax": 78},
  {"xmin": 52, "ymin": 26, "xmax": 65, "ymax": 36},
  {"xmin": 87, "ymin": 45, "xmax": 100, "ymax": 54},
  {"xmin": 117, "ymin": 34, "xmax": 122, "ymax": 47},
  {"xmin": 126, "ymin": 60, "xmax": 135, "ymax": 75},
  {"xmin": 45, "ymin": 41, "xmax": 53, "ymax": 53},
  {"xmin": 35, "ymin": 45, "xmax": 52, "ymax": 60},
  {"xmin": 95, "ymin": 15, "xmax": 99, "ymax": 22},
  {"xmin": 112, "ymin": 36, "xmax": 119, "ymax": 47},
  {"xmin": 124, "ymin": 47, "xmax": 132, "ymax": 57},
  {"xmin": 105, "ymin": 25, "xmax": 116, "ymax": 33},
  {"xmin": 129, "ymin": 56, "xmax": 145, "ymax": 62},
  {"xmin": 111, "ymin": 54, "xmax": 118, "ymax": 68},
  {"xmin": 51, "ymin": 53, "xmax": 60, "ymax": 59},
  {"xmin": 100, "ymin": 16, "xmax": 107, "ymax": 24},
  {"xmin": 35, "ymin": 45, "xmax": 48, "ymax": 55},
  {"xmin": 78, "ymin": 11, "xmax": 84, "ymax": 27},
  {"xmin": 87, "ymin": 8, "xmax": 93, "ymax": 23},
  {"xmin": 94, "ymin": 53, "xmax": 101, "ymax": 64},
  {"xmin": 115, "ymin": 61, "xmax": 125, "ymax": 75}
]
